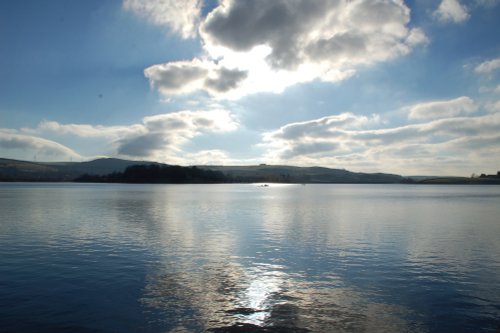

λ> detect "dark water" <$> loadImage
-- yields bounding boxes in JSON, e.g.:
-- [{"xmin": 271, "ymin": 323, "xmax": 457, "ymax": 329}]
[{"xmin": 1, "ymin": 183, "xmax": 499, "ymax": 332}]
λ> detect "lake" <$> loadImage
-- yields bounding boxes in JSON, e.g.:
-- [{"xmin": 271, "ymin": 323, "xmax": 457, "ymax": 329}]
[{"xmin": 1, "ymin": 183, "xmax": 499, "ymax": 332}]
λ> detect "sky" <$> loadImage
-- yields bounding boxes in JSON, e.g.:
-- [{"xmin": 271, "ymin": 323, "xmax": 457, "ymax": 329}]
[{"xmin": 1, "ymin": 0, "xmax": 499, "ymax": 176}]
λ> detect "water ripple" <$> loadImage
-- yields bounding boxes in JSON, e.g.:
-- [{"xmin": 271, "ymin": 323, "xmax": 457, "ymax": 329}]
[{"xmin": 1, "ymin": 183, "xmax": 499, "ymax": 332}]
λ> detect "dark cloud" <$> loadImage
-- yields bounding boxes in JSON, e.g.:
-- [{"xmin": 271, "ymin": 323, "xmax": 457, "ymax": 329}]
[
  {"xmin": 145, "ymin": 0, "xmax": 426, "ymax": 97},
  {"xmin": 113, "ymin": 110, "xmax": 239, "ymax": 159},
  {"xmin": 145, "ymin": 61, "xmax": 248, "ymax": 96},
  {"xmin": 144, "ymin": 61, "xmax": 208, "ymax": 94},
  {"xmin": 117, "ymin": 132, "xmax": 168, "ymax": 157},
  {"xmin": 306, "ymin": 32, "xmax": 368, "ymax": 63},
  {"xmin": 202, "ymin": 0, "xmax": 333, "ymax": 69},
  {"xmin": 145, "ymin": 117, "xmax": 189, "ymax": 131},
  {"xmin": 204, "ymin": 68, "xmax": 248, "ymax": 93},
  {"xmin": 202, "ymin": 0, "xmax": 414, "ymax": 70}
]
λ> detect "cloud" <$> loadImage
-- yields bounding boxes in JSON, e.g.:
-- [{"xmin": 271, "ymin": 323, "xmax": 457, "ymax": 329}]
[
  {"xmin": 474, "ymin": 57, "xmax": 500, "ymax": 74},
  {"xmin": 479, "ymin": 84, "xmax": 500, "ymax": 94},
  {"xmin": 405, "ymin": 28, "xmax": 429, "ymax": 47},
  {"xmin": 262, "ymin": 113, "xmax": 380, "ymax": 159},
  {"xmin": 0, "ymin": 130, "xmax": 81, "ymax": 160},
  {"xmin": 271, "ymin": 113, "xmax": 378, "ymax": 141},
  {"xmin": 204, "ymin": 67, "xmax": 249, "ymax": 94},
  {"xmin": 26, "ymin": 110, "xmax": 239, "ymax": 162},
  {"xmin": 202, "ymin": 1, "xmax": 418, "ymax": 69},
  {"xmin": 123, "ymin": 0, "xmax": 201, "ymax": 38},
  {"xmin": 144, "ymin": 60, "xmax": 209, "ymax": 95},
  {"xmin": 31, "ymin": 121, "xmax": 142, "ymax": 139},
  {"xmin": 184, "ymin": 149, "xmax": 232, "ymax": 165},
  {"xmin": 144, "ymin": 60, "xmax": 248, "ymax": 95},
  {"xmin": 145, "ymin": 0, "xmax": 427, "ymax": 98},
  {"xmin": 118, "ymin": 110, "xmax": 238, "ymax": 159},
  {"xmin": 261, "ymin": 99, "xmax": 500, "ymax": 175},
  {"xmin": 485, "ymin": 100, "xmax": 500, "ymax": 113},
  {"xmin": 201, "ymin": 1, "xmax": 332, "ymax": 69},
  {"xmin": 4, "ymin": 98, "xmax": 499, "ymax": 174},
  {"xmin": 475, "ymin": 0, "xmax": 499, "ymax": 7},
  {"xmin": 407, "ymin": 96, "xmax": 478, "ymax": 120},
  {"xmin": 433, "ymin": 0, "xmax": 470, "ymax": 23}
]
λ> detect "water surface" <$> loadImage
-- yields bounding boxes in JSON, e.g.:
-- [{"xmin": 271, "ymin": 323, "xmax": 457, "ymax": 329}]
[{"xmin": 1, "ymin": 183, "xmax": 499, "ymax": 332}]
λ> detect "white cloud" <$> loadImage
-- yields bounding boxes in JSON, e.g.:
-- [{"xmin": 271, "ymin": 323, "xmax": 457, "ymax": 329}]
[
  {"xmin": 144, "ymin": 0, "xmax": 427, "ymax": 98},
  {"xmin": 123, "ymin": 0, "xmax": 201, "ymax": 38},
  {"xmin": 260, "ymin": 100, "xmax": 500, "ymax": 175},
  {"xmin": 0, "ymin": 130, "xmax": 82, "ymax": 160},
  {"xmin": 434, "ymin": 0, "xmax": 470, "ymax": 23},
  {"xmin": 475, "ymin": 0, "xmax": 499, "ymax": 7},
  {"xmin": 184, "ymin": 149, "xmax": 232, "ymax": 165},
  {"xmin": 17, "ymin": 110, "xmax": 239, "ymax": 163},
  {"xmin": 405, "ymin": 28, "xmax": 430, "ymax": 47},
  {"xmin": 485, "ymin": 100, "xmax": 500, "ymax": 113},
  {"xmin": 478, "ymin": 85, "xmax": 500, "ymax": 94},
  {"xmin": 269, "ymin": 113, "xmax": 378, "ymax": 141},
  {"xmin": 407, "ymin": 96, "xmax": 478, "ymax": 120},
  {"xmin": 31, "ymin": 121, "xmax": 143, "ymax": 139},
  {"xmin": 474, "ymin": 57, "xmax": 500, "ymax": 74}
]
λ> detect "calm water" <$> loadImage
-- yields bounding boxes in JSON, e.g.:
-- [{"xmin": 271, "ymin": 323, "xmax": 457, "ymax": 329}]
[{"xmin": 1, "ymin": 183, "xmax": 499, "ymax": 332}]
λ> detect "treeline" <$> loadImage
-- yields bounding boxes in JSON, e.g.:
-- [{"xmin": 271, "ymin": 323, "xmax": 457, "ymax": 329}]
[
  {"xmin": 477, "ymin": 171, "xmax": 500, "ymax": 179},
  {"xmin": 74, "ymin": 163, "xmax": 406, "ymax": 184},
  {"xmin": 75, "ymin": 164, "xmax": 227, "ymax": 184}
]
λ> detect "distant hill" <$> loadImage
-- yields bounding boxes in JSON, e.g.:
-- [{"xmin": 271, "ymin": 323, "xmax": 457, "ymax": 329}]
[
  {"xmin": 0, "ymin": 158, "xmax": 404, "ymax": 183},
  {"xmin": 0, "ymin": 158, "xmax": 161, "ymax": 181},
  {"xmin": 2, "ymin": 157, "xmax": 497, "ymax": 184},
  {"xmin": 200, "ymin": 165, "xmax": 403, "ymax": 184}
]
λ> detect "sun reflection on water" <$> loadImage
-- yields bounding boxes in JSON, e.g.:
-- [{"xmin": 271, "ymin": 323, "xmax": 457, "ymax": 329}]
[
  {"xmin": 235, "ymin": 265, "xmax": 285, "ymax": 326},
  {"xmin": 141, "ymin": 258, "xmax": 424, "ymax": 333}
]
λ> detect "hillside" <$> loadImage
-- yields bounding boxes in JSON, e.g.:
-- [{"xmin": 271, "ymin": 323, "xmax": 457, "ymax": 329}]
[
  {"xmin": 201, "ymin": 165, "xmax": 403, "ymax": 183},
  {"xmin": 0, "ymin": 158, "xmax": 404, "ymax": 183},
  {"xmin": 0, "ymin": 158, "xmax": 159, "ymax": 181}
]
